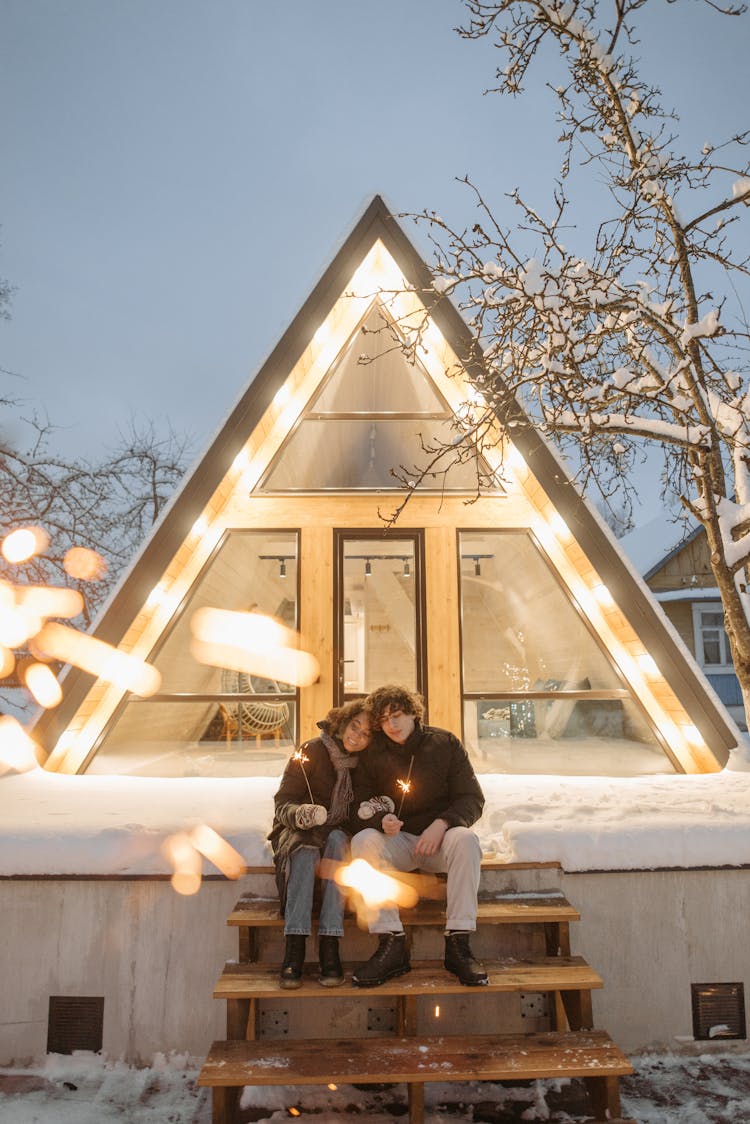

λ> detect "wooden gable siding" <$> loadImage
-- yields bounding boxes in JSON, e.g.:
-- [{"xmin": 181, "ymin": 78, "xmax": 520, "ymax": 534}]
[{"xmin": 647, "ymin": 530, "xmax": 714, "ymax": 592}]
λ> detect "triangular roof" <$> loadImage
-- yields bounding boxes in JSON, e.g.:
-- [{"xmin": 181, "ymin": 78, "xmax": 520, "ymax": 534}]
[
  {"xmin": 32, "ymin": 195, "xmax": 740, "ymax": 774},
  {"xmin": 620, "ymin": 516, "xmax": 702, "ymax": 580}
]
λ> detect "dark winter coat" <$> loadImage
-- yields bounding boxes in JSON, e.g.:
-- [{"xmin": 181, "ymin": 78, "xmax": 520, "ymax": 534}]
[
  {"xmin": 351, "ymin": 721, "xmax": 485, "ymax": 837},
  {"xmin": 268, "ymin": 733, "xmax": 358, "ymax": 915}
]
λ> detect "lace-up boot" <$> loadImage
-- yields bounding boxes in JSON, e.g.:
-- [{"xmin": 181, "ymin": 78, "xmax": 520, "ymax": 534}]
[
  {"xmin": 279, "ymin": 934, "xmax": 306, "ymax": 989},
  {"xmin": 444, "ymin": 931, "xmax": 489, "ymax": 986},
  {"xmin": 352, "ymin": 932, "xmax": 410, "ymax": 987},
  {"xmin": 318, "ymin": 935, "xmax": 344, "ymax": 987}
]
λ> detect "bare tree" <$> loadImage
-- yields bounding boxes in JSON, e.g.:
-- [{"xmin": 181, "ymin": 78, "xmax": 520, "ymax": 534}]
[
  {"xmin": 398, "ymin": 0, "xmax": 750, "ymax": 706},
  {"xmin": 1, "ymin": 412, "xmax": 189, "ymax": 628}
]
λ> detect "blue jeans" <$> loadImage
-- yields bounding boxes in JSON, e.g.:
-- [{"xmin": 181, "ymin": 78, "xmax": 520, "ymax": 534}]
[{"xmin": 283, "ymin": 829, "xmax": 349, "ymax": 937}]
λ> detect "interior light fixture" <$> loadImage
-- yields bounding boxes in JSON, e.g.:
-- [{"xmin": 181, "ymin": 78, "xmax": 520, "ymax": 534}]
[
  {"xmin": 259, "ymin": 554, "xmax": 295, "ymax": 579},
  {"xmin": 364, "ymin": 559, "xmax": 372, "ymax": 578},
  {"xmin": 403, "ymin": 559, "xmax": 411, "ymax": 578},
  {"xmin": 460, "ymin": 553, "xmax": 493, "ymax": 578}
]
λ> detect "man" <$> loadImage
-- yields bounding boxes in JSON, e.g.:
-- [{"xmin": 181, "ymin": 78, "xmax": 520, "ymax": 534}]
[{"xmin": 349, "ymin": 684, "xmax": 488, "ymax": 988}]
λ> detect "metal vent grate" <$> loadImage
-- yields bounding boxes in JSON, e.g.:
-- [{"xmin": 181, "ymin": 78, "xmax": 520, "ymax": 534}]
[
  {"xmin": 691, "ymin": 982, "xmax": 746, "ymax": 1041},
  {"xmin": 47, "ymin": 996, "xmax": 104, "ymax": 1054}
]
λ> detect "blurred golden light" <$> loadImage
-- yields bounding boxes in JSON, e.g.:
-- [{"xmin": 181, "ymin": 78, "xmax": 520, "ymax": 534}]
[
  {"xmin": 637, "ymin": 652, "xmax": 659, "ymax": 677},
  {"xmin": 35, "ymin": 622, "xmax": 162, "ymax": 696},
  {"xmin": 335, "ymin": 858, "xmax": 418, "ymax": 915},
  {"xmin": 190, "ymin": 607, "xmax": 320, "ymax": 687},
  {"xmin": 162, "ymin": 832, "xmax": 202, "ymax": 896},
  {"xmin": 63, "ymin": 546, "xmax": 108, "ymax": 582},
  {"xmin": 0, "ymin": 716, "xmax": 38, "ymax": 772},
  {"xmin": 592, "ymin": 583, "xmax": 615, "ymax": 609},
  {"xmin": 2, "ymin": 526, "xmax": 50, "ymax": 563},
  {"xmin": 189, "ymin": 824, "xmax": 246, "ymax": 879},
  {"xmin": 0, "ymin": 645, "xmax": 15, "ymax": 679},
  {"xmin": 0, "ymin": 605, "xmax": 35, "ymax": 648},
  {"xmin": 16, "ymin": 585, "xmax": 84, "ymax": 620},
  {"xmin": 23, "ymin": 662, "xmax": 63, "ymax": 708}
]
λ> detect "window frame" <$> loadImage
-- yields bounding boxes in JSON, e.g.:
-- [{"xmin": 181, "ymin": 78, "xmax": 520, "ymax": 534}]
[{"xmin": 692, "ymin": 600, "xmax": 733, "ymax": 672}]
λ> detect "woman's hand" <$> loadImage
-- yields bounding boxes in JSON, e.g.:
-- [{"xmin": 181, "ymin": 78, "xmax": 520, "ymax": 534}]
[
  {"xmin": 381, "ymin": 813, "xmax": 403, "ymax": 836},
  {"xmin": 295, "ymin": 803, "xmax": 327, "ymax": 829}
]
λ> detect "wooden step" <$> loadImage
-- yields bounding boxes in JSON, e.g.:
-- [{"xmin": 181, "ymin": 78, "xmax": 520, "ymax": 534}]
[
  {"xmin": 242, "ymin": 857, "xmax": 561, "ymax": 874},
  {"xmin": 198, "ymin": 1030, "xmax": 634, "ymax": 1124},
  {"xmin": 227, "ymin": 892, "xmax": 580, "ymax": 929},
  {"xmin": 215, "ymin": 954, "xmax": 602, "ymax": 999}
]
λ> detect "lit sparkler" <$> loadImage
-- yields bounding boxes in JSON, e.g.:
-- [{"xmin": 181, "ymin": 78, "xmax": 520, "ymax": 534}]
[
  {"xmin": 396, "ymin": 755, "xmax": 414, "ymax": 816},
  {"xmin": 292, "ymin": 749, "xmax": 315, "ymax": 803}
]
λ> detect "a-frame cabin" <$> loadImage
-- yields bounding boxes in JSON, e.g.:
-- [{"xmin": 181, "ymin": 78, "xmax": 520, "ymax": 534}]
[{"xmin": 32, "ymin": 196, "xmax": 739, "ymax": 778}]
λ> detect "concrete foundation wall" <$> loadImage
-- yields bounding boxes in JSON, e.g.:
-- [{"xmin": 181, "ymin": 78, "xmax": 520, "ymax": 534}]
[
  {"xmin": 564, "ymin": 868, "xmax": 750, "ymax": 1052},
  {"xmin": 1, "ymin": 866, "xmax": 748, "ymax": 1064}
]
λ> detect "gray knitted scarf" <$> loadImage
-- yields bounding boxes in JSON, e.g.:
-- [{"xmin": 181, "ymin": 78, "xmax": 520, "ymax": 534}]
[{"xmin": 318, "ymin": 728, "xmax": 358, "ymax": 826}]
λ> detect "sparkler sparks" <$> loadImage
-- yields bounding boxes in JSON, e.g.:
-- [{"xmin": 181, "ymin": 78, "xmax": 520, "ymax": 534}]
[
  {"xmin": 292, "ymin": 749, "xmax": 315, "ymax": 803},
  {"xmin": 396, "ymin": 778, "xmax": 412, "ymax": 816},
  {"xmin": 396, "ymin": 755, "xmax": 414, "ymax": 816}
]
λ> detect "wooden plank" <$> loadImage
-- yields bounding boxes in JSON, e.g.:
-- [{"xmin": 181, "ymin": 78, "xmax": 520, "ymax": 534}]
[
  {"xmin": 227, "ymin": 893, "xmax": 579, "ymax": 929},
  {"xmin": 241, "ymin": 858, "xmax": 561, "ymax": 874},
  {"xmin": 214, "ymin": 956, "xmax": 602, "ymax": 999},
  {"xmin": 198, "ymin": 1030, "xmax": 634, "ymax": 1087}
]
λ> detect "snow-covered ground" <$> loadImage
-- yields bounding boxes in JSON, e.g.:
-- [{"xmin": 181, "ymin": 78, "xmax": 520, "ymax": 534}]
[
  {"xmin": 4, "ymin": 746, "xmax": 750, "ymax": 1122},
  {"xmin": 2, "ymin": 1048, "xmax": 750, "ymax": 1123},
  {"xmin": 2, "ymin": 741, "xmax": 750, "ymax": 876}
]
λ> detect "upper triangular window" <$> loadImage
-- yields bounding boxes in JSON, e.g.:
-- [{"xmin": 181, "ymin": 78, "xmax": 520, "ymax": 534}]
[{"xmin": 257, "ymin": 301, "xmax": 503, "ymax": 493}]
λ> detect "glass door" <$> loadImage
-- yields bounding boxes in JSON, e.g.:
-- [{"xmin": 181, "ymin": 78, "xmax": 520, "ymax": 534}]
[{"xmin": 334, "ymin": 531, "xmax": 425, "ymax": 704}]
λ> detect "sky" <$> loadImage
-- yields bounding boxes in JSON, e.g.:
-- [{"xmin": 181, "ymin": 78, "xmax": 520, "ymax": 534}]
[{"xmin": 1, "ymin": 0, "xmax": 749, "ymax": 526}]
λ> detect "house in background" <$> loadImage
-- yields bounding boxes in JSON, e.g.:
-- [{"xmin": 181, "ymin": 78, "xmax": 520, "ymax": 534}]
[
  {"xmin": 30, "ymin": 195, "xmax": 739, "ymax": 780},
  {"xmin": 5, "ymin": 197, "xmax": 749, "ymax": 1069},
  {"xmin": 621, "ymin": 519, "xmax": 747, "ymax": 732}
]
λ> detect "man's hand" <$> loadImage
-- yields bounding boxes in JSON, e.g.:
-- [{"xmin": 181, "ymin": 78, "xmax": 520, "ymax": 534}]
[
  {"xmin": 415, "ymin": 818, "xmax": 448, "ymax": 857},
  {"xmin": 381, "ymin": 813, "xmax": 403, "ymax": 836}
]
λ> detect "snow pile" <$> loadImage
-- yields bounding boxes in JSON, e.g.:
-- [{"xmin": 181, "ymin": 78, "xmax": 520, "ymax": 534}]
[
  {"xmin": 2, "ymin": 1048, "xmax": 750, "ymax": 1122},
  {"xmin": 3, "ymin": 747, "xmax": 750, "ymax": 876}
]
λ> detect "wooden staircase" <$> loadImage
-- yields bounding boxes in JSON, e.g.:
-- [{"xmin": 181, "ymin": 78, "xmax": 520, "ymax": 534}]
[{"xmin": 198, "ymin": 862, "xmax": 636, "ymax": 1123}]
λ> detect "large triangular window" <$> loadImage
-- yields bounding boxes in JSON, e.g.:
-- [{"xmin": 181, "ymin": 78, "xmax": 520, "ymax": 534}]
[{"xmin": 257, "ymin": 301, "xmax": 502, "ymax": 493}]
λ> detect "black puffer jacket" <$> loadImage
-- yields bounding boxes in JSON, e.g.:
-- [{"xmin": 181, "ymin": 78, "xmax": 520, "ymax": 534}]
[
  {"xmin": 351, "ymin": 721, "xmax": 484, "ymax": 837},
  {"xmin": 268, "ymin": 734, "xmax": 357, "ymax": 915}
]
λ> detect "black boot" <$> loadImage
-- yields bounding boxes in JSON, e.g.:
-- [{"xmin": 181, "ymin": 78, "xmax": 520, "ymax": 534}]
[
  {"xmin": 444, "ymin": 931, "xmax": 489, "ymax": 986},
  {"xmin": 279, "ymin": 934, "xmax": 306, "ymax": 989},
  {"xmin": 352, "ymin": 933, "xmax": 410, "ymax": 988},
  {"xmin": 318, "ymin": 935, "xmax": 344, "ymax": 987}
]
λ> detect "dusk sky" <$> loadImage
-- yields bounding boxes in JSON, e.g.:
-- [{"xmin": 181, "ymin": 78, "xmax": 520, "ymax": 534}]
[{"xmin": 2, "ymin": 0, "xmax": 747, "ymax": 524}]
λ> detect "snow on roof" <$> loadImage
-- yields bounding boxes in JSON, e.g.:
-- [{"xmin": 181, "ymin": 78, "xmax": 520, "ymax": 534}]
[
  {"xmin": 2, "ymin": 756, "xmax": 750, "ymax": 878},
  {"xmin": 619, "ymin": 515, "xmax": 697, "ymax": 577}
]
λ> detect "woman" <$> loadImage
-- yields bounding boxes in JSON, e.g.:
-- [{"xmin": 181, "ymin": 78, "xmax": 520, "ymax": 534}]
[{"xmin": 269, "ymin": 700, "xmax": 372, "ymax": 988}]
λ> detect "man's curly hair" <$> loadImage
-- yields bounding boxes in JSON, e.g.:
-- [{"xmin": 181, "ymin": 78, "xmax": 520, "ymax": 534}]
[{"xmin": 365, "ymin": 684, "xmax": 424, "ymax": 726}]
